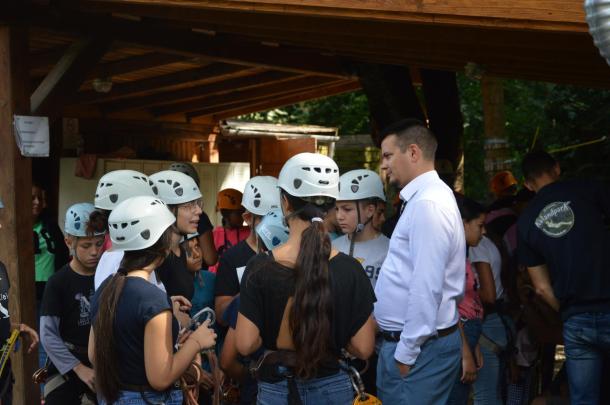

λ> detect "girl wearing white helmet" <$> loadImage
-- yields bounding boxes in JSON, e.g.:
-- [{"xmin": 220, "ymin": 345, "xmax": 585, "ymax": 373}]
[
  {"xmin": 0, "ymin": 197, "xmax": 40, "ymax": 405},
  {"xmin": 89, "ymin": 196, "xmax": 216, "ymax": 405},
  {"xmin": 333, "ymin": 169, "xmax": 389, "ymax": 289},
  {"xmin": 168, "ymin": 163, "xmax": 218, "ymax": 268},
  {"xmin": 235, "ymin": 153, "xmax": 376, "ymax": 405},
  {"xmin": 214, "ymin": 176, "xmax": 280, "ymax": 324},
  {"xmin": 93, "ymin": 170, "xmax": 157, "ymax": 290},
  {"xmin": 40, "ymin": 203, "xmax": 106, "ymax": 404},
  {"xmin": 150, "ymin": 170, "xmax": 203, "ymax": 303}
]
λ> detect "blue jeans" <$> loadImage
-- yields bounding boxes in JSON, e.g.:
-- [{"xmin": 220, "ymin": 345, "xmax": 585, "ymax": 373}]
[
  {"xmin": 474, "ymin": 313, "xmax": 512, "ymax": 405},
  {"xmin": 257, "ymin": 370, "xmax": 353, "ymax": 405},
  {"xmin": 563, "ymin": 312, "xmax": 610, "ymax": 405},
  {"xmin": 100, "ymin": 389, "xmax": 183, "ymax": 405},
  {"xmin": 377, "ymin": 328, "xmax": 462, "ymax": 404},
  {"xmin": 448, "ymin": 319, "xmax": 483, "ymax": 405}
]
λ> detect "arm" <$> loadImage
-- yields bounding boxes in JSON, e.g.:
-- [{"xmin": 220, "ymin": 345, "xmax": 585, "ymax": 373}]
[
  {"xmin": 144, "ymin": 312, "xmax": 216, "ymax": 391},
  {"xmin": 527, "ymin": 265, "xmax": 560, "ymax": 312},
  {"xmin": 40, "ymin": 316, "xmax": 80, "ymax": 375},
  {"xmin": 219, "ymin": 328, "xmax": 248, "ymax": 381},
  {"xmin": 458, "ymin": 323, "xmax": 477, "ymax": 384},
  {"xmin": 215, "ymin": 296, "xmax": 234, "ymax": 326},
  {"xmin": 235, "ymin": 313, "xmax": 262, "ymax": 356},
  {"xmin": 395, "ymin": 201, "xmax": 454, "ymax": 367},
  {"xmin": 346, "ymin": 316, "xmax": 376, "ymax": 360},
  {"xmin": 473, "ymin": 262, "xmax": 497, "ymax": 305},
  {"xmin": 199, "ymin": 230, "xmax": 218, "ymax": 267}
]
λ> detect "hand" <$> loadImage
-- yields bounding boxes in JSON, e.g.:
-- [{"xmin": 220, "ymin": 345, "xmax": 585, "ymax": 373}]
[
  {"xmin": 171, "ymin": 296, "xmax": 192, "ymax": 312},
  {"xmin": 460, "ymin": 350, "xmax": 477, "ymax": 384},
  {"xmin": 177, "ymin": 329, "xmax": 193, "ymax": 346},
  {"xmin": 395, "ymin": 361, "xmax": 411, "ymax": 378},
  {"xmin": 16, "ymin": 323, "xmax": 39, "ymax": 354},
  {"xmin": 73, "ymin": 363, "xmax": 96, "ymax": 392},
  {"xmin": 189, "ymin": 320, "xmax": 217, "ymax": 351},
  {"xmin": 475, "ymin": 344, "xmax": 484, "ymax": 370}
]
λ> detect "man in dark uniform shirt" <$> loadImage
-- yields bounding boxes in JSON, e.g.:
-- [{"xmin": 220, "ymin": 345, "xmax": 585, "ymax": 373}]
[{"xmin": 517, "ymin": 150, "xmax": 610, "ymax": 405}]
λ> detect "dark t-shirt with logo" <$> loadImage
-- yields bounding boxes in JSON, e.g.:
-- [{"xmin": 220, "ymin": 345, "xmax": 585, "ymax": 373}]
[
  {"xmin": 41, "ymin": 264, "xmax": 95, "ymax": 365},
  {"xmin": 0, "ymin": 262, "xmax": 11, "ymax": 384},
  {"xmin": 517, "ymin": 179, "xmax": 610, "ymax": 320}
]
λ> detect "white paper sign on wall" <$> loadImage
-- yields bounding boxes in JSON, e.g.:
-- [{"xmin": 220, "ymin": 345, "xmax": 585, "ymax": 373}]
[{"xmin": 13, "ymin": 115, "xmax": 50, "ymax": 157}]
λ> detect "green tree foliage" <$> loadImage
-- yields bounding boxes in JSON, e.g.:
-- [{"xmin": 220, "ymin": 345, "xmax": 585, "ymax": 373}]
[{"xmin": 241, "ymin": 77, "xmax": 610, "ymax": 201}]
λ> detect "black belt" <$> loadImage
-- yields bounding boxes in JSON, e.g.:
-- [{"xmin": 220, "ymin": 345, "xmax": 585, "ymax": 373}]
[
  {"xmin": 119, "ymin": 381, "xmax": 181, "ymax": 392},
  {"xmin": 380, "ymin": 323, "xmax": 459, "ymax": 342}
]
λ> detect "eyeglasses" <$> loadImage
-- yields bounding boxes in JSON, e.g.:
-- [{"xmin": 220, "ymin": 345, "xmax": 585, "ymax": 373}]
[{"xmin": 179, "ymin": 199, "xmax": 203, "ymax": 212}]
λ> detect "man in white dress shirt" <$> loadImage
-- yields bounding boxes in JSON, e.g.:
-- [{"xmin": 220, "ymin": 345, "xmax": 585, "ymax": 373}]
[{"xmin": 374, "ymin": 119, "xmax": 466, "ymax": 404}]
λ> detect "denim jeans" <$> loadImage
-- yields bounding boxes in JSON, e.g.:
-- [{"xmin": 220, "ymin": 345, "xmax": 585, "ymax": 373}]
[
  {"xmin": 377, "ymin": 329, "xmax": 461, "ymax": 405},
  {"xmin": 448, "ymin": 318, "xmax": 483, "ymax": 405},
  {"xmin": 474, "ymin": 313, "xmax": 511, "ymax": 405},
  {"xmin": 563, "ymin": 311, "xmax": 610, "ymax": 405},
  {"xmin": 99, "ymin": 389, "xmax": 183, "ymax": 405},
  {"xmin": 257, "ymin": 370, "xmax": 353, "ymax": 405}
]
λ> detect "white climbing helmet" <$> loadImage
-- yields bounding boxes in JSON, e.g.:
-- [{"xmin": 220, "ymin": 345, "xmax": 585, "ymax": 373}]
[
  {"xmin": 256, "ymin": 209, "xmax": 290, "ymax": 250},
  {"xmin": 65, "ymin": 202, "xmax": 105, "ymax": 237},
  {"xmin": 338, "ymin": 169, "xmax": 386, "ymax": 202},
  {"xmin": 150, "ymin": 170, "xmax": 202, "ymax": 205},
  {"xmin": 242, "ymin": 176, "xmax": 281, "ymax": 216},
  {"xmin": 278, "ymin": 153, "xmax": 339, "ymax": 204},
  {"xmin": 94, "ymin": 170, "xmax": 156, "ymax": 210},
  {"xmin": 169, "ymin": 162, "xmax": 200, "ymax": 185},
  {"xmin": 108, "ymin": 196, "xmax": 175, "ymax": 251}
]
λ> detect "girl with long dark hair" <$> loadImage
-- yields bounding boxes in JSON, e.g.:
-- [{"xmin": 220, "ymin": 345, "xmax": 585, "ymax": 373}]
[
  {"xmin": 235, "ymin": 153, "xmax": 376, "ymax": 405},
  {"xmin": 88, "ymin": 196, "xmax": 216, "ymax": 404}
]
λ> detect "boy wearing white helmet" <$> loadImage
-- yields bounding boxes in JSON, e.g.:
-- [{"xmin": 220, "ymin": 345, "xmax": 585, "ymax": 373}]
[
  {"xmin": 333, "ymin": 169, "xmax": 390, "ymax": 289},
  {"xmin": 40, "ymin": 203, "xmax": 106, "ymax": 404},
  {"xmin": 0, "ymin": 197, "xmax": 40, "ymax": 405},
  {"xmin": 236, "ymin": 153, "xmax": 376, "ymax": 405},
  {"xmin": 89, "ymin": 196, "xmax": 216, "ymax": 405},
  {"xmin": 214, "ymin": 176, "xmax": 280, "ymax": 324}
]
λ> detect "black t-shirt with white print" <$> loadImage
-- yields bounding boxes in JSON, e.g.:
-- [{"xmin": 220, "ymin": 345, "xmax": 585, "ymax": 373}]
[
  {"xmin": 517, "ymin": 179, "xmax": 610, "ymax": 320},
  {"xmin": 40, "ymin": 263, "xmax": 94, "ymax": 364},
  {"xmin": 214, "ymin": 240, "xmax": 256, "ymax": 297}
]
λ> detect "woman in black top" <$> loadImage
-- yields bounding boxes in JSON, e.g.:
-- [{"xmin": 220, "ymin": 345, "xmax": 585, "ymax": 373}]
[
  {"xmin": 89, "ymin": 196, "xmax": 216, "ymax": 405},
  {"xmin": 236, "ymin": 153, "xmax": 376, "ymax": 405}
]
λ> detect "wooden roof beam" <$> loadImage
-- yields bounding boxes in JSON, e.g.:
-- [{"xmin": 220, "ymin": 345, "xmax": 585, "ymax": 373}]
[
  {"xmin": 101, "ymin": 70, "xmax": 298, "ymax": 112},
  {"xmin": 80, "ymin": 0, "xmax": 588, "ymax": 32},
  {"xmin": 32, "ymin": 10, "xmax": 351, "ymax": 78},
  {"xmin": 71, "ymin": 63, "xmax": 251, "ymax": 104},
  {"xmin": 150, "ymin": 75, "xmax": 340, "ymax": 117},
  {"xmin": 188, "ymin": 80, "xmax": 360, "ymax": 120},
  {"xmin": 31, "ymin": 36, "xmax": 112, "ymax": 116}
]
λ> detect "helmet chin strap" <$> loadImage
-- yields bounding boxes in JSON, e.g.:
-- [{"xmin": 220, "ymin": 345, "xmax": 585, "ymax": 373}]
[
  {"xmin": 349, "ymin": 202, "xmax": 372, "ymax": 257},
  {"xmin": 71, "ymin": 238, "xmax": 91, "ymax": 270}
]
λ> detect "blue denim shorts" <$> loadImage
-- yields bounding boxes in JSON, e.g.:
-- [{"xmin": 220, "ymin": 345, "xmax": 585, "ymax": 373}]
[{"xmin": 99, "ymin": 389, "xmax": 183, "ymax": 405}]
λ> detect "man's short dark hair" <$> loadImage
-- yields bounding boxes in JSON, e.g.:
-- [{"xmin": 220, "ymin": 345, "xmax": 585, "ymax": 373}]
[
  {"xmin": 379, "ymin": 118, "xmax": 438, "ymax": 161},
  {"xmin": 521, "ymin": 150, "xmax": 558, "ymax": 182}
]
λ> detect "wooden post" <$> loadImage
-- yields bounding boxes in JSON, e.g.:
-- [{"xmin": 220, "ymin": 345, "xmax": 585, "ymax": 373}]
[
  {"xmin": 481, "ymin": 76, "xmax": 511, "ymax": 187},
  {"xmin": 0, "ymin": 24, "xmax": 38, "ymax": 405}
]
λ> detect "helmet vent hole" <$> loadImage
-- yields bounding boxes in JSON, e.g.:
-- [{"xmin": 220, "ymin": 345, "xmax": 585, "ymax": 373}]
[
  {"xmin": 302, "ymin": 167, "xmax": 311, "ymax": 171},
  {"xmin": 116, "ymin": 236, "xmax": 125, "ymax": 241},
  {"xmin": 314, "ymin": 167, "xmax": 321, "ymax": 173},
  {"xmin": 175, "ymin": 187, "xmax": 183, "ymax": 196},
  {"xmin": 325, "ymin": 168, "xmax": 331, "ymax": 173},
  {"xmin": 121, "ymin": 223, "xmax": 128, "ymax": 229},
  {"xmin": 140, "ymin": 230, "xmax": 151, "ymax": 240},
  {"xmin": 318, "ymin": 180, "xmax": 329, "ymax": 185},
  {"xmin": 293, "ymin": 179, "xmax": 302, "ymax": 189},
  {"xmin": 351, "ymin": 185, "xmax": 359, "ymax": 193},
  {"xmin": 131, "ymin": 220, "xmax": 139, "ymax": 225},
  {"xmin": 110, "ymin": 194, "xmax": 118, "ymax": 203}
]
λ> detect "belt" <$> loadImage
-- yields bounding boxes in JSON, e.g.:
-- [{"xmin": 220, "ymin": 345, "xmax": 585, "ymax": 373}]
[
  {"xmin": 119, "ymin": 381, "xmax": 181, "ymax": 392},
  {"xmin": 380, "ymin": 323, "xmax": 459, "ymax": 342}
]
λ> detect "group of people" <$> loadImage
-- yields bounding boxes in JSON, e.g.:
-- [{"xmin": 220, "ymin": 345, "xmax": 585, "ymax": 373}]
[{"xmin": 0, "ymin": 118, "xmax": 608, "ymax": 405}]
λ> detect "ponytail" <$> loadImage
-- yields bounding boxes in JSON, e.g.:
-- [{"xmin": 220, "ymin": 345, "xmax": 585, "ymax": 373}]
[
  {"xmin": 284, "ymin": 192, "xmax": 334, "ymax": 378},
  {"xmin": 93, "ymin": 228, "xmax": 172, "ymax": 403}
]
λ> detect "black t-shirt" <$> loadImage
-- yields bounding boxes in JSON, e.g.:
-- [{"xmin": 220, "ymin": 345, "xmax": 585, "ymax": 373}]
[
  {"xmin": 214, "ymin": 240, "xmax": 256, "ymax": 297},
  {"xmin": 91, "ymin": 276, "xmax": 179, "ymax": 386},
  {"xmin": 517, "ymin": 179, "xmax": 610, "ymax": 320},
  {"xmin": 157, "ymin": 247, "xmax": 194, "ymax": 300},
  {"xmin": 197, "ymin": 212, "xmax": 214, "ymax": 236},
  {"xmin": 41, "ymin": 264, "xmax": 95, "ymax": 364},
  {"xmin": 0, "ymin": 262, "xmax": 10, "ymax": 384},
  {"xmin": 239, "ymin": 252, "xmax": 375, "ymax": 371}
]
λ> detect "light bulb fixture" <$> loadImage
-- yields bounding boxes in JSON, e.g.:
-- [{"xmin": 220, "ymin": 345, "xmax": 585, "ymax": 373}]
[{"xmin": 92, "ymin": 77, "xmax": 113, "ymax": 93}]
